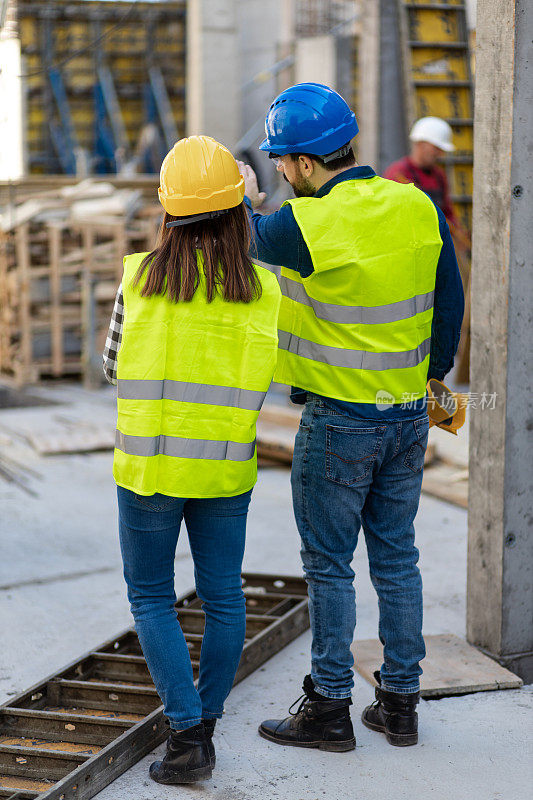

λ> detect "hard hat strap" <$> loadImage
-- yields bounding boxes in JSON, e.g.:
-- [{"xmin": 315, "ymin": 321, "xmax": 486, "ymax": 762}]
[
  {"xmin": 166, "ymin": 209, "xmax": 230, "ymax": 228},
  {"xmin": 321, "ymin": 143, "xmax": 351, "ymax": 163},
  {"xmin": 271, "ymin": 143, "xmax": 351, "ymax": 163}
]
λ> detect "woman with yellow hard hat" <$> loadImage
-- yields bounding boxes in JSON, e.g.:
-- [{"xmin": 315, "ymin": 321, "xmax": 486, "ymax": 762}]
[{"xmin": 103, "ymin": 136, "xmax": 280, "ymax": 784}]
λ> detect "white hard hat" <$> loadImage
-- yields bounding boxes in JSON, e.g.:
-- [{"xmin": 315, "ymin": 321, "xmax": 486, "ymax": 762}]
[{"xmin": 409, "ymin": 117, "xmax": 455, "ymax": 152}]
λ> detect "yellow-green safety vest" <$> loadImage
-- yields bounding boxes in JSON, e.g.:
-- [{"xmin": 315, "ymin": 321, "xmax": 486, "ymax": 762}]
[
  {"xmin": 274, "ymin": 176, "xmax": 442, "ymax": 404},
  {"xmin": 113, "ymin": 252, "xmax": 281, "ymax": 498}
]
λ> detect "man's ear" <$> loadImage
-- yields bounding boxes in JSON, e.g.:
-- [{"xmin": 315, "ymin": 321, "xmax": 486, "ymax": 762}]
[{"xmin": 299, "ymin": 155, "xmax": 315, "ymax": 175}]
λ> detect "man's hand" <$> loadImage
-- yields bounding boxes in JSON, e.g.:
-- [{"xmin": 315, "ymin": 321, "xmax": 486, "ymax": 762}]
[{"xmin": 237, "ymin": 161, "xmax": 266, "ymax": 209}]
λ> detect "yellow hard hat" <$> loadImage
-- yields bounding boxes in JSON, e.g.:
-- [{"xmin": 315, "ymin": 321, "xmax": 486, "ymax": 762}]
[{"xmin": 158, "ymin": 135, "xmax": 245, "ymax": 217}]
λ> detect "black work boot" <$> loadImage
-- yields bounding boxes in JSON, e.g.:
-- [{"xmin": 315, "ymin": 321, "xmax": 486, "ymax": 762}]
[
  {"xmin": 202, "ymin": 718, "xmax": 216, "ymax": 767},
  {"xmin": 361, "ymin": 671, "xmax": 419, "ymax": 746},
  {"xmin": 149, "ymin": 722, "xmax": 212, "ymax": 784},
  {"xmin": 259, "ymin": 675, "xmax": 355, "ymax": 752}
]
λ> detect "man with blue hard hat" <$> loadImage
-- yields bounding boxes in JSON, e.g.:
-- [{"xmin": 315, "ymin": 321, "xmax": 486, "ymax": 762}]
[{"xmin": 239, "ymin": 83, "xmax": 464, "ymax": 752}]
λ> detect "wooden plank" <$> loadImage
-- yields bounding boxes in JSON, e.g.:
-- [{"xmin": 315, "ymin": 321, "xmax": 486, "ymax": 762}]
[
  {"xmin": 14, "ymin": 225, "xmax": 32, "ymax": 384},
  {"xmin": 352, "ymin": 634, "xmax": 523, "ymax": 697},
  {"xmin": 24, "ymin": 429, "xmax": 115, "ymax": 457},
  {"xmin": 48, "ymin": 226, "xmax": 62, "ymax": 377},
  {"xmin": 422, "ymin": 461, "xmax": 468, "ymax": 508}
]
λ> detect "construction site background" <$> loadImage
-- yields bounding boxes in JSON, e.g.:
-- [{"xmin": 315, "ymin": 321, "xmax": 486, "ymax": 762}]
[{"xmin": 0, "ymin": 2, "xmax": 531, "ymax": 800}]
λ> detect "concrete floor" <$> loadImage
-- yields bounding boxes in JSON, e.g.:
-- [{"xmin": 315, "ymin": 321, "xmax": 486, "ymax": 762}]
[{"xmin": 0, "ymin": 383, "xmax": 531, "ymax": 799}]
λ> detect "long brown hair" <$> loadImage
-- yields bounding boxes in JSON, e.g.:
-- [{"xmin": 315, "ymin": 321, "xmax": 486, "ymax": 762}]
[{"xmin": 133, "ymin": 203, "xmax": 261, "ymax": 303}]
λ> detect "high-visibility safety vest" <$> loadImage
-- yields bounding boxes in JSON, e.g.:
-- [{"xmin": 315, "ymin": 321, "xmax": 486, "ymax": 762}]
[
  {"xmin": 274, "ymin": 176, "xmax": 442, "ymax": 404},
  {"xmin": 113, "ymin": 252, "xmax": 281, "ymax": 498}
]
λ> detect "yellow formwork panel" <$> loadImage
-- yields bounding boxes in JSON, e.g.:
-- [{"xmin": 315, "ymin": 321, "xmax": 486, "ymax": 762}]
[
  {"xmin": 154, "ymin": 20, "xmax": 186, "ymax": 46},
  {"xmin": 27, "ymin": 106, "xmax": 46, "ymax": 126},
  {"xmin": 70, "ymin": 108, "xmax": 97, "ymax": 127},
  {"xmin": 103, "ymin": 22, "xmax": 147, "ymax": 52},
  {"xmin": 411, "ymin": 48, "xmax": 469, "ymax": 81},
  {"xmin": 62, "ymin": 62, "xmax": 96, "ymax": 91},
  {"xmin": 399, "ymin": 0, "xmax": 473, "ymax": 235},
  {"xmin": 407, "ymin": 8, "xmax": 463, "ymax": 43},
  {"xmin": 452, "ymin": 201, "xmax": 472, "ymax": 232},
  {"xmin": 414, "ymin": 85, "xmax": 471, "ymax": 119},
  {"xmin": 18, "ymin": 16, "xmax": 38, "ymax": 48},
  {"xmin": 121, "ymin": 101, "xmax": 145, "ymax": 124},
  {"xmin": 17, "ymin": 0, "xmax": 187, "ymax": 172},
  {"xmin": 449, "ymin": 163, "xmax": 473, "ymax": 196},
  {"xmin": 450, "ymin": 124, "xmax": 473, "ymax": 154},
  {"xmin": 55, "ymin": 22, "xmax": 92, "ymax": 49}
]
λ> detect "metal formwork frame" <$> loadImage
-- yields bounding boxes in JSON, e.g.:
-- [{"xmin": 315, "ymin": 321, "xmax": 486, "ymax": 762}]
[
  {"xmin": 0, "ymin": 573, "xmax": 309, "ymax": 799},
  {"xmin": 15, "ymin": 0, "xmax": 186, "ymax": 175}
]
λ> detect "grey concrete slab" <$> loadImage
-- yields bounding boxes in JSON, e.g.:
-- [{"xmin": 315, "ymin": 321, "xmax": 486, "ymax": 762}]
[{"xmin": 0, "ymin": 384, "xmax": 530, "ymax": 799}]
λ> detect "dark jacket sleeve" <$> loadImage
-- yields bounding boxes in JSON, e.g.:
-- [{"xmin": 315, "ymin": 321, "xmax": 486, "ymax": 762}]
[
  {"xmin": 244, "ymin": 196, "xmax": 314, "ymax": 277},
  {"xmin": 428, "ymin": 207, "xmax": 465, "ymax": 380}
]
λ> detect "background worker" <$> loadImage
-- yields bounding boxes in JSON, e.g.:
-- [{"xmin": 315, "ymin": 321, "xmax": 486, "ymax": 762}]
[
  {"xmin": 384, "ymin": 116, "xmax": 471, "ymax": 253},
  {"xmin": 103, "ymin": 136, "xmax": 281, "ymax": 784},
  {"xmin": 239, "ymin": 83, "xmax": 464, "ymax": 751}
]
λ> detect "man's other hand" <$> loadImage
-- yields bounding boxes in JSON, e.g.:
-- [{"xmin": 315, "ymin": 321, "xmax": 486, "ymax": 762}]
[{"xmin": 237, "ymin": 161, "xmax": 267, "ymax": 209}]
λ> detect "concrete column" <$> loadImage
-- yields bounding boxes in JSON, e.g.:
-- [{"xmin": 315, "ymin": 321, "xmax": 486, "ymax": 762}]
[
  {"xmin": 467, "ymin": 0, "xmax": 533, "ymax": 682},
  {"xmin": 295, "ymin": 35, "xmax": 337, "ymax": 88},
  {"xmin": 186, "ymin": 0, "xmax": 241, "ymax": 148},
  {"xmin": 378, "ymin": 0, "xmax": 408, "ymax": 172},
  {"xmin": 277, "ymin": 0, "xmax": 295, "ymax": 92},
  {"xmin": 0, "ymin": 2, "xmax": 23, "ymax": 180},
  {"xmin": 356, "ymin": 0, "xmax": 379, "ymax": 168}
]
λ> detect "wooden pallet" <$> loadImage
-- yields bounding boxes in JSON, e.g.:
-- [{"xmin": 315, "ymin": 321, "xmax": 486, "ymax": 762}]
[{"xmin": 0, "ymin": 212, "xmax": 158, "ymax": 385}]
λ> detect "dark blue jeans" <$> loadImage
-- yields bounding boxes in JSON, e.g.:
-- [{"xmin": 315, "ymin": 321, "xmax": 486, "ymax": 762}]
[
  {"xmin": 292, "ymin": 396, "xmax": 428, "ymax": 698},
  {"xmin": 117, "ymin": 486, "xmax": 251, "ymax": 730}
]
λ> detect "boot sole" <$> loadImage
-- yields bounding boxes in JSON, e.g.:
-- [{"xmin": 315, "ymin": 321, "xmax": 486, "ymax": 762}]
[
  {"xmin": 149, "ymin": 765, "xmax": 213, "ymax": 784},
  {"xmin": 258, "ymin": 726, "xmax": 355, "ymax": 752},
  {"xmin": 361, "ymin": 712, "xmax": 418, "ymax": 747}
]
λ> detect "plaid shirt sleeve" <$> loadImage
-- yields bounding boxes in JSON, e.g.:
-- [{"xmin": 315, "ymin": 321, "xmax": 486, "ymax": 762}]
[{"xmin": 102, "ymin": 283, "xmax": 123, "ymax": 385}]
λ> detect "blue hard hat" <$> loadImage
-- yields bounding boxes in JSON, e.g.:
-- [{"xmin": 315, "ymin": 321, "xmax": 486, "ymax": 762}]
[{"xmin": 259, "ymin": 82, "xmax": 358, "ymax": 158}]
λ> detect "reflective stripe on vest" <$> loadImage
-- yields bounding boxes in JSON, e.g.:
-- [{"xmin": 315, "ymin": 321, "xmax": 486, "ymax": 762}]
[
  {"xmin": 278, "ymin": 330, "xmax": 431, "ymax": 370},
  {"xmin": 279, "ymin": 275, "xmax": 434, "ymax": 325},
  {"xmin": 117, "ymin": 379, "xmax": 267, "ymax": 411},
  {"xmin": 115, "ymin": 431, "xmax": 256, "ymax": 461}
]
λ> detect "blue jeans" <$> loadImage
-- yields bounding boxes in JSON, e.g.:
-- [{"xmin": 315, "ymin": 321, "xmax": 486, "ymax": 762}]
[
  {"xmin": 117, "ymin": 486, "xmax": 251, "ymax": 730},
  {"xmin": 292, "ymin": 396, "xmax": 428, "ymax": 698}
]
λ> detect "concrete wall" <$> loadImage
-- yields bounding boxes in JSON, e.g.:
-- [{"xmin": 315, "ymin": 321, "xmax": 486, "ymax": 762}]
[
  {"xmin": 238, "ymin": 0, "xmax": 284, "ymax": 137},
  {"xmin": 236, "ymin": 0, "xmax": 285, "ymax": 191},
  {"xmin": 186, "ymin": 0, "xmax": 241, "ymax": 148},
  {"xmin": 295, "ymin": 35, "xmax": 337, "ymax": 87},
  {"xmin": 356, "ymin": 0, "xmax": 379, "ymax": 168},
  {"xmin": 465, "ymin": 0, "xmax": 477, "ymax": 29},
  {"xmin": 467, "ymin": 0, "xmax": 533, "ymax": 682},
  {"xmin": 0, "ymin": 37, "xmax": 24, "ymax": 180}
]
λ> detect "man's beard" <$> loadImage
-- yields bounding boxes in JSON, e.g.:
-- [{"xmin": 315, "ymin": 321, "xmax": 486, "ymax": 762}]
[{"xmin": 283, "ymin": 171, "xmax": 315, "ymax": 198}]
